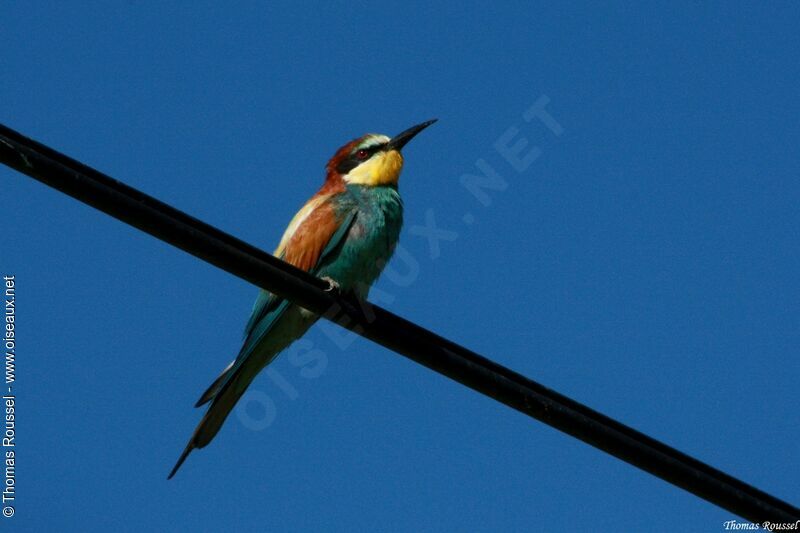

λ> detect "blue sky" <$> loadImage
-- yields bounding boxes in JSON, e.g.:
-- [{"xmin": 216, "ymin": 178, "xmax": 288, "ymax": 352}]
[{"xmin": 2, "ymin": 2, "xmax": 799, "ymax": 531}]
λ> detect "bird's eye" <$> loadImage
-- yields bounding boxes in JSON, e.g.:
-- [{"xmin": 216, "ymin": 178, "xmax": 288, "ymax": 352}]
[{"xmin": 355, "ymin": 149, "xmax": 369, "ymax": 160}]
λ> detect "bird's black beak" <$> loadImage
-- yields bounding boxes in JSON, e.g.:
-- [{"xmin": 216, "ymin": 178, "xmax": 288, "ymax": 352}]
[{"xmin": 387, "ymin": 119, "xmax": 437, "ymax": 151}]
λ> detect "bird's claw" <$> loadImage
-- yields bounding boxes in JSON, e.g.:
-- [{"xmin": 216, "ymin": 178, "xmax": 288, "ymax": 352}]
[{"xmin": 321, "ymin": 276, "xmax": 341, "ymax": 293}]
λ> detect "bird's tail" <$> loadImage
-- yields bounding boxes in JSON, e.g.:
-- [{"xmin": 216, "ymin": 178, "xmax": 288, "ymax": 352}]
[
  {"xmin": 167, "ymin": 364, "xmax": 257, "ymax": 479},
  {"xmin": 194, "ymin": 359, "xmax": 235, "ymax": 408},
  {"xmin": 168, "ymin": 304, "xmax": 316, "ymax": 479}
]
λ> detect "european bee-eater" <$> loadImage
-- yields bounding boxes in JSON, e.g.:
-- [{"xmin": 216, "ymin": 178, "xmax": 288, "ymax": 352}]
[{"xmin": 168, "ymin": 119, "xmax": 437, "ymax": 478}]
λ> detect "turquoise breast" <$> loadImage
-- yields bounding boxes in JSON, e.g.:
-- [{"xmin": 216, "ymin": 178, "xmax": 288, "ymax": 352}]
[{"xmin": 317, "ymin": 185, "xmax": 403, "ymax": 297}]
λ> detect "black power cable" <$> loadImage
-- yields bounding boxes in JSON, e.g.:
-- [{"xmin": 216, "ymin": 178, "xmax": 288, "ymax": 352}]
[{"xmin": 1, "ymin": 123, "xmax": 797, "ymax": 523}]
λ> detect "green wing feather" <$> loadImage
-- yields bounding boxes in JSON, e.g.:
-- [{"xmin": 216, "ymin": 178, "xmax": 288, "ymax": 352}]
[
  {"xmin": 196, "ymin": 206, "xmax": 358, "ymax": 406},
  {"xmin": 169, "ymin": 202, "xmax": 357, "ymax": 479}
]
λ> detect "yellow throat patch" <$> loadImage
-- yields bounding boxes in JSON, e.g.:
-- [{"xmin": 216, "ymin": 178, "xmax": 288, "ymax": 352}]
[{"xmin": 344, "ymin": 150, "xmax": 404, "ymax": 187}]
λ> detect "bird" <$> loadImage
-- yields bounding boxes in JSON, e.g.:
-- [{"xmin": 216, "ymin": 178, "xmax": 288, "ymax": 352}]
[{"xmin": 168, "ymin": 119, "xmax": 437, "ymax": 479}]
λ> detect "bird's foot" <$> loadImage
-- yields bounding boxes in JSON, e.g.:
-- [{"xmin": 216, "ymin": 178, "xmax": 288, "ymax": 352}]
[{"xmin": 321, "ymin": 276, "xmax": 341, "ymax": 293}]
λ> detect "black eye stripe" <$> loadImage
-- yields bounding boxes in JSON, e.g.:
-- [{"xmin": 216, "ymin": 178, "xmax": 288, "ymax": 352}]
[
  {"xmin": 357, "ymin": 143, "xmax": 386, "ymax": 156},
  {"xmin": 336, "ymin": 158, "xmax": 359, "ymax": 175},
  {"xmin": 336, "ymin": 142, "xmax": 387, "ymax": 175}
]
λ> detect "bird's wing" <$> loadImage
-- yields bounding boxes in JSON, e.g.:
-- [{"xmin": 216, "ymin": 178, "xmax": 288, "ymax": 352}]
[
  {"xmin": 240, "ymin": 193, "xmax": 356, "ymax": 342},
  {"xmin": 240, "ymin": 193, "xmax": 356, "ymax": 355},
  {"xmin": 169, "ymin": 191, "xmax": 357, "ymax": 479},
  {"xmin": 196, "ymin": 191, "xmax": 357, "ymax": 407}
]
